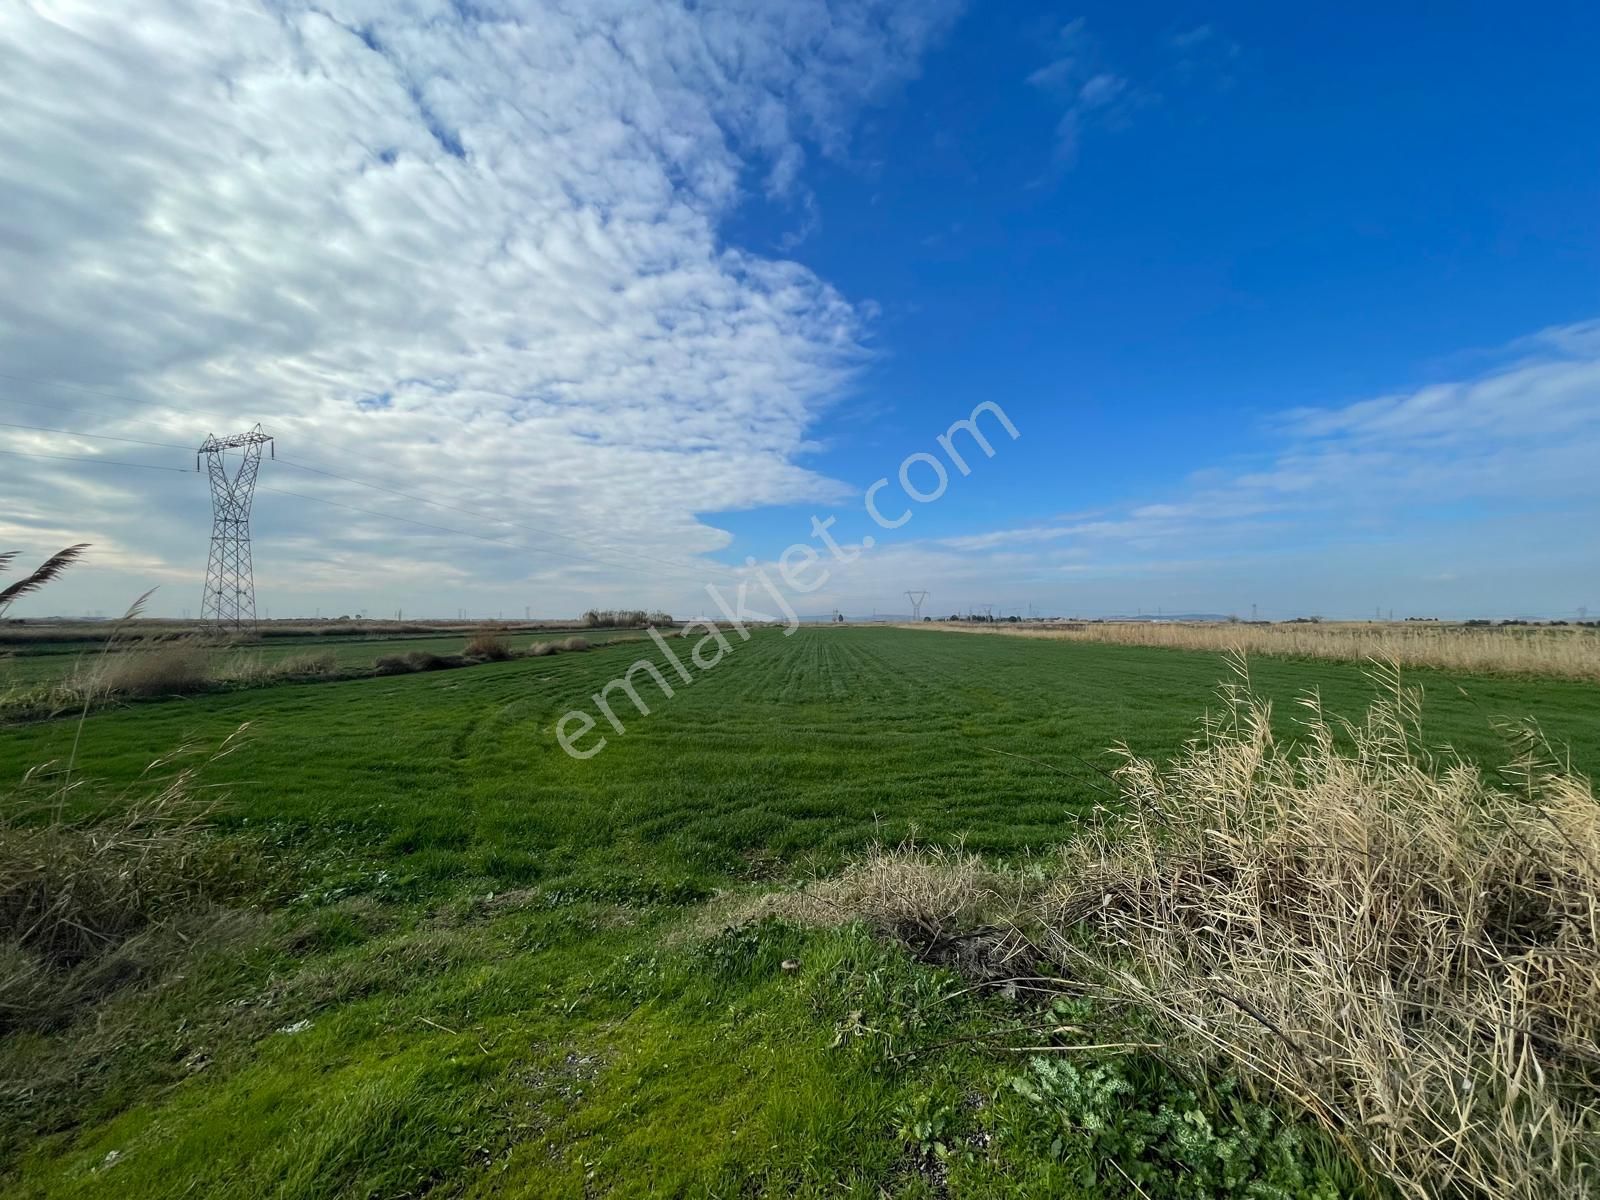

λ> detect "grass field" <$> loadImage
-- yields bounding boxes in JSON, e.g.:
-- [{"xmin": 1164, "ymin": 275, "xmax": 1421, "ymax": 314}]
[{"xmin": 3, "ymin": 627, "xmax": 1596, "ymax": 1196}]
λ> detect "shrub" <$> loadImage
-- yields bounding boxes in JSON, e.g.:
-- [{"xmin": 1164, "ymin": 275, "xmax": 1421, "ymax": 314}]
[
  {"xmin": 528, "ymin": 640, "xmax": 558, "ymax": 657},
  {"xmin": 373, "ymin": 650, "xmax": 458, "ymax": 675},
  {"xmin": 222, "ymin": 650, "xmax": 338, "ymax": 685},
  {"xmin": 561, "ymin": 636, "xmax": 590, "ymax": 652},
  {"xmin": 464, "ymin": 633, "xmax": 514, "ymax": 661}
]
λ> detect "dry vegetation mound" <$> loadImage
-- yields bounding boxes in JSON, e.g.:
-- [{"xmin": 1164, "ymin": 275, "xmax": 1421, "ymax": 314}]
[
  {"xmin": 757, "ymin": 658, "xmax": 1600, "ymax": 1200},
  {"xmin": 463, "ymin": 633, "xmax": 514, "ymax": 661}
]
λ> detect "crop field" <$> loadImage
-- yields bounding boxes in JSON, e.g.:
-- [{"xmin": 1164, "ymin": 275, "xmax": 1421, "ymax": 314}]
[{"xmin": 3, "ymin": 627, "xmax": 1597, "ymax": 1197}]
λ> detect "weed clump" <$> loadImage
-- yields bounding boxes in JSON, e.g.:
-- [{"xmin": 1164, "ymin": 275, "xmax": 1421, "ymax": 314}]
[
  {"xmin": 560, "ymin": 637, "xmax": 591, "ymax": 652},
  {"xmin": 0, "ymin": 728, "xmax": 256, "ymax": 1032},
  {"xmin": 373, "ymin": 650, "xmax": 459, "ymax": 675},
  {"xmin": 224, "ymin": 650, "xmax": 338, "ymax": 684},
  {"xmin": 464, "ymin": 633, "xmax": 514, "ymax": 661}
]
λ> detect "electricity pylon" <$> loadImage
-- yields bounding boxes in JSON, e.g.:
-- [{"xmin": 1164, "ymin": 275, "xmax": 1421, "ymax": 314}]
[
  {"xmin": 198, "ymin": 424, "xmax": 273, "ymax": 631},
  {"xmin": 905, "ymin": 589, "xmax": 928, "ymax": 621}
]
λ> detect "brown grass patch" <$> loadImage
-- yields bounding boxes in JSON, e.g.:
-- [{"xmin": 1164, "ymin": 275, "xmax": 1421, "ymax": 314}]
[
  {"xmin": 373, "ymin": 650, "xmax": 460, "ymax": 675},
  {"xmin": 922, "ymin": 619, "xmax": 1600, "ymax": 682},
  {"xmin": 464, "ymin": 633, "xmax": 514, "ymax": 661}
]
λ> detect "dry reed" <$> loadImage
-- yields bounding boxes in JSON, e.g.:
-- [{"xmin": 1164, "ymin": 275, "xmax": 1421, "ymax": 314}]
[
  {"xmin": 924, "ymin": 620, "xmax": 1600, "ymax": 682},
  {"xmin": 0, "ymin": 727, "xmax": 252, "ymax": 1031},
  {"xmin": 464, "ymin": 633, "xmax": 514, "ymax": 661},
  {"xmin": 1028, "ymin": 656, "xmax": 1600, "ymax": 1198},
  {"xmin": 71, "ymin": 642, "xmax": 213, "ymax": 699}
]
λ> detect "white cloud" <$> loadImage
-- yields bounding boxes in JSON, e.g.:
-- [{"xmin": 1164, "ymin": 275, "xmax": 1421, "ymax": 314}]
[
  {"xmin": 0, "ymin": 0, "xmax": 960, "ymax": 616},
  {"xmin": 1023, "ymin": 19, "xmax": 1139, "ymax": 167}
]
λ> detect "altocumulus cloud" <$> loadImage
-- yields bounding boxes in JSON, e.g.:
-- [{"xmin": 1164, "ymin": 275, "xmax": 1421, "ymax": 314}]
[{"xmin": 0, "ymin": 0, "xmax": 961, "ymax": 615}]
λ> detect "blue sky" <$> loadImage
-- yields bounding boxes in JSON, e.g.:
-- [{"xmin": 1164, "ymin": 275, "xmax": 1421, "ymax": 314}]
[
  {"xmin": 715, "ymin": 3, "xmax": 1600, "ymax": 616},
  {"xmin": 2, "ymin": 2, "xmax": 1597, "ymax": 619}
]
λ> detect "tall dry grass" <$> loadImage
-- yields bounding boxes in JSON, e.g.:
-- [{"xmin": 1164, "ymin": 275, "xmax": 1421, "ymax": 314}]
[
  {"xmin": 463, "ymin": 633, "xmax": 514, "ymax": 660},
  {"xmin": 75, "ymin": 642, "xmax": 213, "ymax": 698},
  {"xmin": 1038, "ymin": 658, "xmax": 1600, "ymax": 1199},
  {"xmin": 768, "ymin": 659, "xmax": 1600, "ymax": 1199},
  {"xmin": 0, "ymin": 727, "xmax": 254, "ymax": 1032},
  {"xmin": 1, "ymin": 547, "xmax": 269, "ymax": 1034},
  {"xmin": 925, "ymin": 619, "xmax": 1600, "ymax": 682},
  {"xmin": 56, "ymin": 643, "xmax": 339, "ymax": 703}
]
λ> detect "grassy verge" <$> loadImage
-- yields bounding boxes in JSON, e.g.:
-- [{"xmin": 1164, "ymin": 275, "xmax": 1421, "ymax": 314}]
[{"xmin": 0, "ymin": 631, "xmax": 636, "ymax": 724}]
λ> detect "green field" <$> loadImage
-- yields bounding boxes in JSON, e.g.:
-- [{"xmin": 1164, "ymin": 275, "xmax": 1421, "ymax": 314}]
[{"xmin": 3, "ymin": 627, "xmax": 1596, "ymax": 1196}]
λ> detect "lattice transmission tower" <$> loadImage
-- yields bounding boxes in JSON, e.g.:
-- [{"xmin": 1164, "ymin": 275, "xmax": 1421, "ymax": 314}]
[
  {"xmin": 905, "ymin": 589, "xmax": 928, "ymax": 621},
  {"xmin": 198, "ymin": 425, "xmax": 274, "ymax": 630}
]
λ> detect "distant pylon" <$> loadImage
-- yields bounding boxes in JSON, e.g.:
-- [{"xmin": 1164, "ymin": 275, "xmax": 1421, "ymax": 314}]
[
  {"xmin": 198, "ymin": 424, "xmax": 274, "ymax": 631},
  {"xmin": 905, "ymin": 589, "xmax": 928, "ymax": 621}
]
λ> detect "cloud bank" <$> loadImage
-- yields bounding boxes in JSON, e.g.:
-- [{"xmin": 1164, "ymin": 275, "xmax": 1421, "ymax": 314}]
[{"xmin": 0, "ymin": 0, "xmax": 960, "ymax": 615}]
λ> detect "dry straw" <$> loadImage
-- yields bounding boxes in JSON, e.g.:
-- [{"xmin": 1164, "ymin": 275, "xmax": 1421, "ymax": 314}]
[{"xmin": 1041, "ymin": 655, "xmax": 1600, "ymax": 1199}]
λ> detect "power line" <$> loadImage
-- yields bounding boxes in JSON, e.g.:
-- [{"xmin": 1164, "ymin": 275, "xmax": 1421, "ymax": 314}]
[
  {"xmin": 259, "ymin": 484, "xmax": 529, "ymax": 550},
  {"xmin": 0, "ymin": 370, "xmax": 234, "ymax": 424},
  {"xmin": 0, "ymin": 419, "xmax": 193, "ymax": 453},
  {"xmin": 2, "ymin": 430, "xmax": 724, "ymax": 584},
  {"xmin": 258, "ymin": 484, "xmax": 712, "ymax": 582},
  {"xmin": 272, "ymin": 455, "xmax": 728, "ymax": 579},
  {"xmin": 0, "ymin": 419, "xmax": 720, "ymax": 585},
  {"xmin": 0, "ymin": 406, "xmax": 733, "ymax": 582},
  {"xmin": 0, "ymin": 446, "xmax": 190, "ymax": 473}
]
